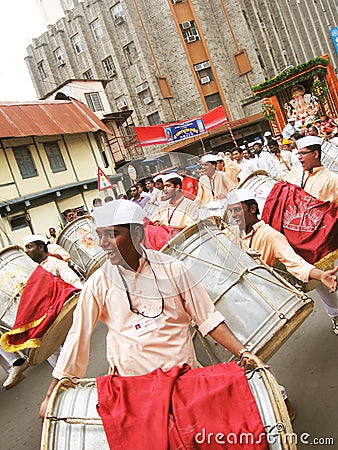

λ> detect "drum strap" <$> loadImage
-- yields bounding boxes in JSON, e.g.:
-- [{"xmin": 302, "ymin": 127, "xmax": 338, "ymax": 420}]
[
  {"xmin": 300, "ymin": 171, "xmax": 308, "ymax": 189},
  {"xmin": 167, "ymin": 197, "xmax": 184, "ymax": 225}
]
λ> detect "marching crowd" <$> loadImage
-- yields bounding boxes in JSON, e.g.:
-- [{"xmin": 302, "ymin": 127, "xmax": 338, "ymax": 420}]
[{"xmin": 0, "ymin": 129, "xmax": 337, "ymax": 437}]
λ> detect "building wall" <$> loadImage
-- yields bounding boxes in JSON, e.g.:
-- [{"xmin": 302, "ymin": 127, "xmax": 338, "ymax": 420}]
[
  {"xmin": 0, "ymin": 130, "xmax": 115, "ymax": 247},
  {"xmin": 27, "ymin": 0, "xmax": 337, "ymax": 131}
]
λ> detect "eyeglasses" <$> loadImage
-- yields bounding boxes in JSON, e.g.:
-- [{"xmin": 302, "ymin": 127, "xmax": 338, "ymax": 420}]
[
  {"xmin": 297, "ymin": 150, "xmax": 314, "ymax": 157},
  {"xmin": 130, "ymin": 189, "xmax": 137, "ymax": 192}
]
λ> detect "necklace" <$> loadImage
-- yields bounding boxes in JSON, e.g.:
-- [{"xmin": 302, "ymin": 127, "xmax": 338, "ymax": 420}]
[{"xmin": 117, "ymin": 251, "xmax": 164, "ymax": 318}]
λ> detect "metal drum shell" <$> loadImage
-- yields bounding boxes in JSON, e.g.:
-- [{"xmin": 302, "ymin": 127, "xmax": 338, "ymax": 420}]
[
  {"xmin": 237, "ymin": 170, "xmax": 277, "ymax": 215},
  {"xmin": 41, "ymin": 365, "xmax": 295, "ymax": 450},
  {"xmin": 0, "ymin": 245, "xmax": 38, "ymax": 330},
  {"xmin": 57, "ymin": 217, "xmax": 107, "ymax": 279},
  {"xmin": 162, "ymin": 219, "xmax": 313, "ymax": 364},
  {"xmin": 321, "ymin": 140, "xmax": 338, "ymax": 174}
]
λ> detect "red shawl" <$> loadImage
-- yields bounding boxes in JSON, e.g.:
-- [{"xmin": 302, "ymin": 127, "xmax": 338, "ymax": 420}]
[
  {"xmin": 261, "ymin": 181, "xmax": 338, "ymax": 267},
  {"xmin": 143, "ymin": 222, "xmax": 181, "ymax": 250},
  {"xmin": 96, "ymin": 361, "xmax": 268, "ymax": 450},
  {"xmin": 0, "ymin": 265, "xmax": 80, "ymax": 351}
]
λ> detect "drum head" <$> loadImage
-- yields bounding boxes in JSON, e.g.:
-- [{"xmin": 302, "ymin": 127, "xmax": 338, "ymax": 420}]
[{"xmin": 28, "ymin": 293, "xmax": 79, "ymax": 365}]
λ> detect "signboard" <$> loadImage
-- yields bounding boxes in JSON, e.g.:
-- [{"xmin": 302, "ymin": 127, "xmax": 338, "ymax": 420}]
[
  {"xmin": 98, "ymin": 167, "xmax": 113, "ymax": 191},
  {"xmin": 330, "ymin": 27, "xmax": 338, "ymax": 56},
  {"xmin": 127, "ymin": 164, "xmax": 137, "ymax": 181},
  {"xmin": 163, "ymin": 118, "xmax": 206, "ymax": 143}
]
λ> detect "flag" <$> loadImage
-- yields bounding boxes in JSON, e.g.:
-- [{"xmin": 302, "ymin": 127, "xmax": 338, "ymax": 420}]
[
  {"xmin": 261, "ymin": 181, "xmax": 338, "ymax": 268},
  {"xmin": 98, "ymin": 167, "xmax": 113, "ymax": 191}
]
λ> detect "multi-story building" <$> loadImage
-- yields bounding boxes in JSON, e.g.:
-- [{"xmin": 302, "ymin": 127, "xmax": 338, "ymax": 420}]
[
  {"xmin": 26, "ymin": 0, "xmax": 337, "ymax": 156},
  {"xmin": 0, "ymin": 98, "xmax": 123, "ymax": 247}
]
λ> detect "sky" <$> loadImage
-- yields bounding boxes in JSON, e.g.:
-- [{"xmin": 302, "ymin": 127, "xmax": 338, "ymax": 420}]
[{"xmin": 0, "ymin": 1, "xmax": 47, "ymax": 101}]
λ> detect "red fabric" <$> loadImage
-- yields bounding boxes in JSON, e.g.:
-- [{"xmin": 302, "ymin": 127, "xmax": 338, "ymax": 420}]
[
  {"xmin": 261, "ymin": 181, "xmax": 338, "ymax": 265},
  {"xmin": 96, "ymin": 362, "xmax": 268, "ymax": 450},
  {"xmin": 143, "ymin": 222, "xmax": 180, "ymax": 250},
  {"xmin": 182, "ymin": 176, "xmax": 199, "ymax": 200},
  {"xmin": 3, "ymin": 265, "xmax": 80, "ymax": 348}
]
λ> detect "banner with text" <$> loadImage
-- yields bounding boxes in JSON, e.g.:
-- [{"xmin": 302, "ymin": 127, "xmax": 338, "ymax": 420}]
[{"xmin": 134, "ymin": 106, "xmax": 228, "ymax": 146}]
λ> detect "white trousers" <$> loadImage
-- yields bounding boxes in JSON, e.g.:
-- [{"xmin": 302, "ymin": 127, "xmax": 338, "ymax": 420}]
[
  {"xmin": 0, "ymin": 347, "xmax": 22, "ymax": 374},
  {"xmin": 315, "ymin": 285, "xmax": 338, "ymax": 318}
]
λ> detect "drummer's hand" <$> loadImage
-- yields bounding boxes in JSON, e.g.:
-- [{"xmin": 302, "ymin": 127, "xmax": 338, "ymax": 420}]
[
  {"xmin": 152, "ymin": 220, "xmax": 162, "ymax": 226},
  {"xmin": 39, "ymin": 396, "xmax": 50, "ymax": 422},
  {"xmin": 321, "ymin": 267, "xmax": 338, "ymax": 293},
  {"xmin": 239, "ymin": 351, "xmax": 264, "ymax": 370}
]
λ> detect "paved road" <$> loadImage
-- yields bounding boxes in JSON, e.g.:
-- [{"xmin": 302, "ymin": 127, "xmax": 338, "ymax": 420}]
[{"xmin": 0, "ymin": 292, "xmax": 337, "ymax": 450}]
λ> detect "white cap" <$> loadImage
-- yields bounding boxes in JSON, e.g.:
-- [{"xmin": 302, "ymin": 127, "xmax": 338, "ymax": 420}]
[
  {"xmin": 161, "ymin": 173, "xmax": 183, "ymax": 183},
  {"xmin": 22, "ymin": 234, "xmax": 48, "ymax": 246},
  {"xmin": 153, "ymin": 175, "xmax": 163, "ymax": 182},
  {"xmin": 264, "ymin": 131, "xmax": 272, "ymax": 137},
  {"xmin": 200, "ymin": 154, "xmax": 219, "ymax": 163},
  {"xmin": 227, "ymin": 189, "xmax": 256, "ymax": 205},
  {"xmin": 288, "ymin": 117, "xmax": 296, "ymax": 122},
  {"xmin": 296, "ymin": 136, "xmax": 322, "ymax": 149},
  {"xmin": 92, "ymin": 199, "xmax": 146, "ymax": 227}
]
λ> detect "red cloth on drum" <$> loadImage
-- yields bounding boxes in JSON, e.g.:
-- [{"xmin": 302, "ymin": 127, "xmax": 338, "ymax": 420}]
[
  {"xmin": 0, "ymin": 265, "xmax": 80, "ymax": 351},
  {"xmin": 262, "ymin": 181, "xmax": 338, "ymax": 267},
  {"xmin": 96, "ymin": 361, "xmax": 268, "ymax": 450},
  {"xmin": 143, "ymin": 222, "xmax": 181, "ymax": 251}
]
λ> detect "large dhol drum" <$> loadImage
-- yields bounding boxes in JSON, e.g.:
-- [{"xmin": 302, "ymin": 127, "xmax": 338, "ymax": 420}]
[
  {"xmin": 237, "ymin": 170, "xmax": 277, "ymax": 214},
  {"xmin": 321, "ymin": 140, "xmax": 338, "ymax": 174},
  {"xmin": 0, "ymin": 245, "xmax": 37, "ymax": 329},
  {"xmin": 41, "ymin": 364, "xmax": 295, "ymax": 450},
  {"xmin": 162, "ymin": 219, "xmax": 313, "ymax": 364},
  {"xmin": 0, "ymin": 245, "xmax": 79, "ymax": 365},
  {"xmin": 57, "ymin": 217, "xmax": 107, "ymax": 279}
]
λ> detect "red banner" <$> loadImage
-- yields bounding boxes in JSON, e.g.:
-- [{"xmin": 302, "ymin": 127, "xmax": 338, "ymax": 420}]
[
  {"xmin": 134, "ymin": 106, "xmax": 228, "ymax": 146},
  {"xmin": 261, "ymin": 181, "xmax": 338, "ymax": 267}
]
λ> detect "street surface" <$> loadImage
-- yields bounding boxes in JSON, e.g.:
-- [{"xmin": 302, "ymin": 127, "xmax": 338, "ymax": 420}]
[{"xmin": 0, "ymin": 291, "xmax": 337, "ymax": 450}]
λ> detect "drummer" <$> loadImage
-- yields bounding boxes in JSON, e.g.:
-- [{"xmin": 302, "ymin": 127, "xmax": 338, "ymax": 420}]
[
  {"xmin": 151, "ymin": 173, "xmax": 198, "ymax": 230},
  {"xmin": 195, "ymin": 154, "xmax": 234, "ymax": 205},
  {"xmin": 226, "ymin": 189, "xmax": 338, "ymax": 333},
  {"xmin": 40, "ymin": 199, "xmax": 260, "ymax": 419}
]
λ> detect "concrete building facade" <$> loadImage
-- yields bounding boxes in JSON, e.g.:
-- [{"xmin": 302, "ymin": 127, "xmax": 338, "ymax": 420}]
[{"xmin": 26, "ymin": 0, "xmax": 337, "ymax": 152}]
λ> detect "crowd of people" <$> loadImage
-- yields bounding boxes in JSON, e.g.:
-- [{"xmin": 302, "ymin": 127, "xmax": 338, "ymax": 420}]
[{"xmin": 0, "ymin": 129, "xmax": 337, "ymax": 445}]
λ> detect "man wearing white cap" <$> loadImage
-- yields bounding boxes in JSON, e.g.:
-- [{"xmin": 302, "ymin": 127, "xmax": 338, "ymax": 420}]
[
  {"xmin": 1, "ymin": 235, "xmax": 83, "ymax": 389},
  {"xmin": 283, "ymin": 136, "xmax": 338, "ymax": 203},
  {"xmin": 282, "ymin": 117, "xmax": 297, "ymax": 140},
  {"xmin": 226, "ymin": 189, "xmax": 338, "ymax": 333},
  {"xmin": 196, "ymin": 154, "xmax": 234, "ymax": 205},
  {"xmin": 40, "ymin": 199, "xmax": 260, "ymax": 418},
  {"xmin": 151, "ymin": 173, "xmax": 198, "ymax": 229}
]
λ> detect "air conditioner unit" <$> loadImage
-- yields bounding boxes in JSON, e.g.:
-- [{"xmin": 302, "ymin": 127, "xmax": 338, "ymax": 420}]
[
  {"xmin": 57, "ymin": 59, "xmax": 65, "ymax": 66},
  {"xmin": 186, "ymin": 35, "xmax": 197, "ymax": 43},
  {"xmin": 143, "ymin": 97, "xmax": 153, "ymax": 105},
  {"xmin": 195, "ymin": 61, "xmax": 210, "ymax": 72},
  {"xmin": 114, "ymin": 14, "xmax": 125, "ymax": 25},
  {"xmin": 173, "ymin": 0, "xmax": 184, "ymax": 3},
  {"xmin": 107, "ymin": 69, "xmax": 116, "ymax": 78},
  {"xmin": 200, "ymin": 76, "xmax": 211, "ymax": 84},
  {"xmin": 117, "ymin": 100, "xmax": 127, "ymax": 110},
  {"xmin": 135, "ymin": 82, "xmax": 148, "ymax": 94},
  {"xmin": 181, "ymin": 21, "xmax": 191, "ymax": 30}
]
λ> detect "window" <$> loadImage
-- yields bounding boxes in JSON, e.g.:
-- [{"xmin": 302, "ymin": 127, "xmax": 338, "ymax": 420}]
[
  {"xmin": 72, "ymin": 33, "xmax": 83, "ymax": 54},
  {"xmin": 90, "ymin": 19, "xmax": 104, "ymax": 41},
  {"xmin": 180, "ymin": 20, "xmax": 200, "ymax": 43},
  {"xmin": 83, "ymin": 69, "xmax": 94, "ymax": 79},
  {"xmin": 205, "ymin": 93, "xmax": 222, "ymax": 110},
  {"xmin": 123, "ymin": 42, "xmax": 137, "ymax": 65},
  {"xmin": 85, "ymin": 92, "xmax": 104, "ymax": 112},
  {"xmin": 147, "ymin": 112, "xmax": 161, "ymax": 126},
  {"xmin": 54, "ymin": 48, "xmax": 65, "ymax": 65},
  {"xmin": 116, "ymin": 95, "xmax": 128, "ymax": 110},
  {"xmin": 138, "ymin": 89, "xmax": 153, "ymax": 105},
  {"xmin": 102, "ymin": 56, "xmax": 116, "ymax": 77},
  {"xmin": 43, "ymin": 142, "xmax": 66, "ymax": 173},
  {"xmin": 111, "ymin": 2, "xmax": 125, "ymax": 23},
  {"xmin": 37, "ymin": 61, "xmax": 47, "ymax": 79},
  {"xmin": 9, "ymin": 214, "xmax": 29, "ymax": 231},
  {"xmin": 13, "ymin": 146, "xmax": 37, "ymax": 179},
  {"xmin": 194, "ymin": 61, "xmax": 213, "ymax": 84}
]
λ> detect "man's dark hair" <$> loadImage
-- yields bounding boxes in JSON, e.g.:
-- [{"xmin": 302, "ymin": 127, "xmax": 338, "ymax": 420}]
[
  {"xmin": 232, "ymin": 147, "xmax": 243, "ymax": 154},
  {"xmin": 243, "ymin": 199, "xmax": 260, "ymax": 216},
  {"xmin": 119, "ymin": 223, "xmax": 145, "ymax": 240},
  {"xmin": 291, "ymin": 132, "xmax": 303, "ymax": 140},
  {"xmin": 304, "ymin": 144, "xmax": 321, "ymax": 159},
  {"xmin": 166, "ymin": 177, "xmax": 182, "ymax": 189},
  {"xmin": 34, "ymin": 240, "xmax": 48, "ymax": 253}
]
